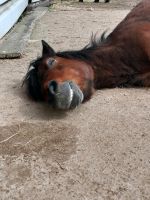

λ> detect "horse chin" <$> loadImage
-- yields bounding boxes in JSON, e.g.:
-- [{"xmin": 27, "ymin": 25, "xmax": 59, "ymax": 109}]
[{"xmin": 52, "ymin": 81, "xmax": 84, "ymax": 110}]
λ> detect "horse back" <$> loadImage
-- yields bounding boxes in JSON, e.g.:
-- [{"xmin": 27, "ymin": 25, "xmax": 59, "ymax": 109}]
[{"xmin": 110, "ymin": 0, "xmax": 150, "ymax": 39}]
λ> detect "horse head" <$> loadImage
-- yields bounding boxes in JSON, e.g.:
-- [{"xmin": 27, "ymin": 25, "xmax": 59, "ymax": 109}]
[{"xmin": 24, "ymin": 40, "xmax": 94, "ymax": 110}]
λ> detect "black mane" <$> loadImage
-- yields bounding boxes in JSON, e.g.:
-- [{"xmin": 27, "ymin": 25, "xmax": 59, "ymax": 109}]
[
  {"xmin": 22, "ymin": 57, "xmax": 44, "ymax": 101},
  {"xmin": 56, "ymin": 31, "xmax": 108, "ymax": 62}
]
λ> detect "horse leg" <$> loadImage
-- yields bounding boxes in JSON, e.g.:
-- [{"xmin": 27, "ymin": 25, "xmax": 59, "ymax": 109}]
[
  {"xmin": 79, "ymin": 0, "xmax": 109, "ymax": 3},
  {"xmin": 94, "ymin": 0, "xmax": 110, "ymax": 3}
]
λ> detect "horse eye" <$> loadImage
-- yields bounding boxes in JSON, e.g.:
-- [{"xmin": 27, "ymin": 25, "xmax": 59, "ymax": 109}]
[{"xmin": 47, "ymin": 58, "xmax": 56, "ymax": 69}]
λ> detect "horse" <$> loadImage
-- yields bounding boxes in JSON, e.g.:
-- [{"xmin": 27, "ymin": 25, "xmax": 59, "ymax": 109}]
[
  {"xmin": 79, "ymin": 0, "xmax": 110, "ymax": 3},
  {"xmin": 24, "ymin": 0, "xmax": 150, "ymax": 110}
]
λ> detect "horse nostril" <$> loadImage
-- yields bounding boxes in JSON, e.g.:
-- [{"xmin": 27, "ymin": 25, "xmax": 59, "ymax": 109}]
[{"xmin": 48, "ymin": 80, "xmax": 58, "ymax": 95}]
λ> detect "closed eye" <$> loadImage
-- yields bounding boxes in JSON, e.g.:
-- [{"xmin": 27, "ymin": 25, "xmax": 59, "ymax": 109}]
[{"xmin": 47, "ymin": 58, "xmax": 56, "ymax": 69}]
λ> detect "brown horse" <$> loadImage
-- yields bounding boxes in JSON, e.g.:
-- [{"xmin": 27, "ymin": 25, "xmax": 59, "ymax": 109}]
[{"xmin": 24, "ymin": 0, "xmax": 150, "ymax": 110}]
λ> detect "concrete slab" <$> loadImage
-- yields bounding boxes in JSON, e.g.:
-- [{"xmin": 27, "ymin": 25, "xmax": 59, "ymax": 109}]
[
  {"xmin": 0, "ymin": 1, "xmax": 149, "ymax": 200},
  {"xmin": 0, "ymin": 7, "xmax": 48, "ymax": 59}
]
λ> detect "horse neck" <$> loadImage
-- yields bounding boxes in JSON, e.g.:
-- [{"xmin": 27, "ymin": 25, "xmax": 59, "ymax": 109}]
[
  {"xmin": 83, "ymin": 44, "xmax": 121, "ymax": 73},
  {"xmin": 83, "ymin": 44, "xmax": 131, "ymax": 88}
]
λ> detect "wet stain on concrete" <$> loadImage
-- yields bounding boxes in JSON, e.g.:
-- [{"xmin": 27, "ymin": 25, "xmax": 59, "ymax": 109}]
[{"xmin": 0, "ymin": 122, "xmax": 78, "ymax": 162}]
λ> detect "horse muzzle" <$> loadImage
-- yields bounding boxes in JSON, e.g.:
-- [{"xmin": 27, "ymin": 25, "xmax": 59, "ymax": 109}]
[{"xmin": 48, "ymin": 80, "xmax": 84, "ymax": 110}]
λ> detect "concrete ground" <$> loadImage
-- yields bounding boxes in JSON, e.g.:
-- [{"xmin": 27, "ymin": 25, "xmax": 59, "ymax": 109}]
[{"xmin": 0, "ymin": 0, "xmax": 150, "ymax": 199}]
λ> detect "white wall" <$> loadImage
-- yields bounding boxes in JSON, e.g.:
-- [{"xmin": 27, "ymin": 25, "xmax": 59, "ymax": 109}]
[
  {"xmin": 0, "ymin": 0, "xmax": 28, "ymax": 39},
  {"xmin": 0, "ymin": 0, "xmax": 8, "ymax": 6}
]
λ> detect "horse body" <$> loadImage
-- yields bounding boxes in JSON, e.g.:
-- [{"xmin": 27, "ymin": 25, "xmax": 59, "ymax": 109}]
[
  {"xmin": 76, "ymin": 0, "xmax": 150, "ymax": 89},
  {"xmin": 24, "ymin": 0, "xmax": 150, "ymax": 110}
]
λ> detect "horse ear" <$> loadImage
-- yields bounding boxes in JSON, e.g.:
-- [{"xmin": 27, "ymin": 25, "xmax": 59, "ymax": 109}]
[{"xmin": 41, "ymin": 40, "xmax": 55, "ymax": 57}]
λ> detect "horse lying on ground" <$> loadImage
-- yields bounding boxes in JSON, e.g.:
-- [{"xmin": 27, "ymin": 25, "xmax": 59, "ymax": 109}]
[
  {"xmin": 79, "ymin": 0, "xmax": 110, "ymax": 3},
  {"xmin": 24, "ymin": 0, "xmax": 150, "ymax": 110}
]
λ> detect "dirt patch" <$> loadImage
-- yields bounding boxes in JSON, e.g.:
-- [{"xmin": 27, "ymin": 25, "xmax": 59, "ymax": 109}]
[{"xmin": 0, "ymin": 122, "xmax": 78, "ymax": 162}]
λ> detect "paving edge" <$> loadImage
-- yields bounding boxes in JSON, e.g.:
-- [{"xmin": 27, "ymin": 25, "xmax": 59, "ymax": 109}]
[{"xmin": 0, "ymin": 7, "xmax": 48, "ymax": 59}]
